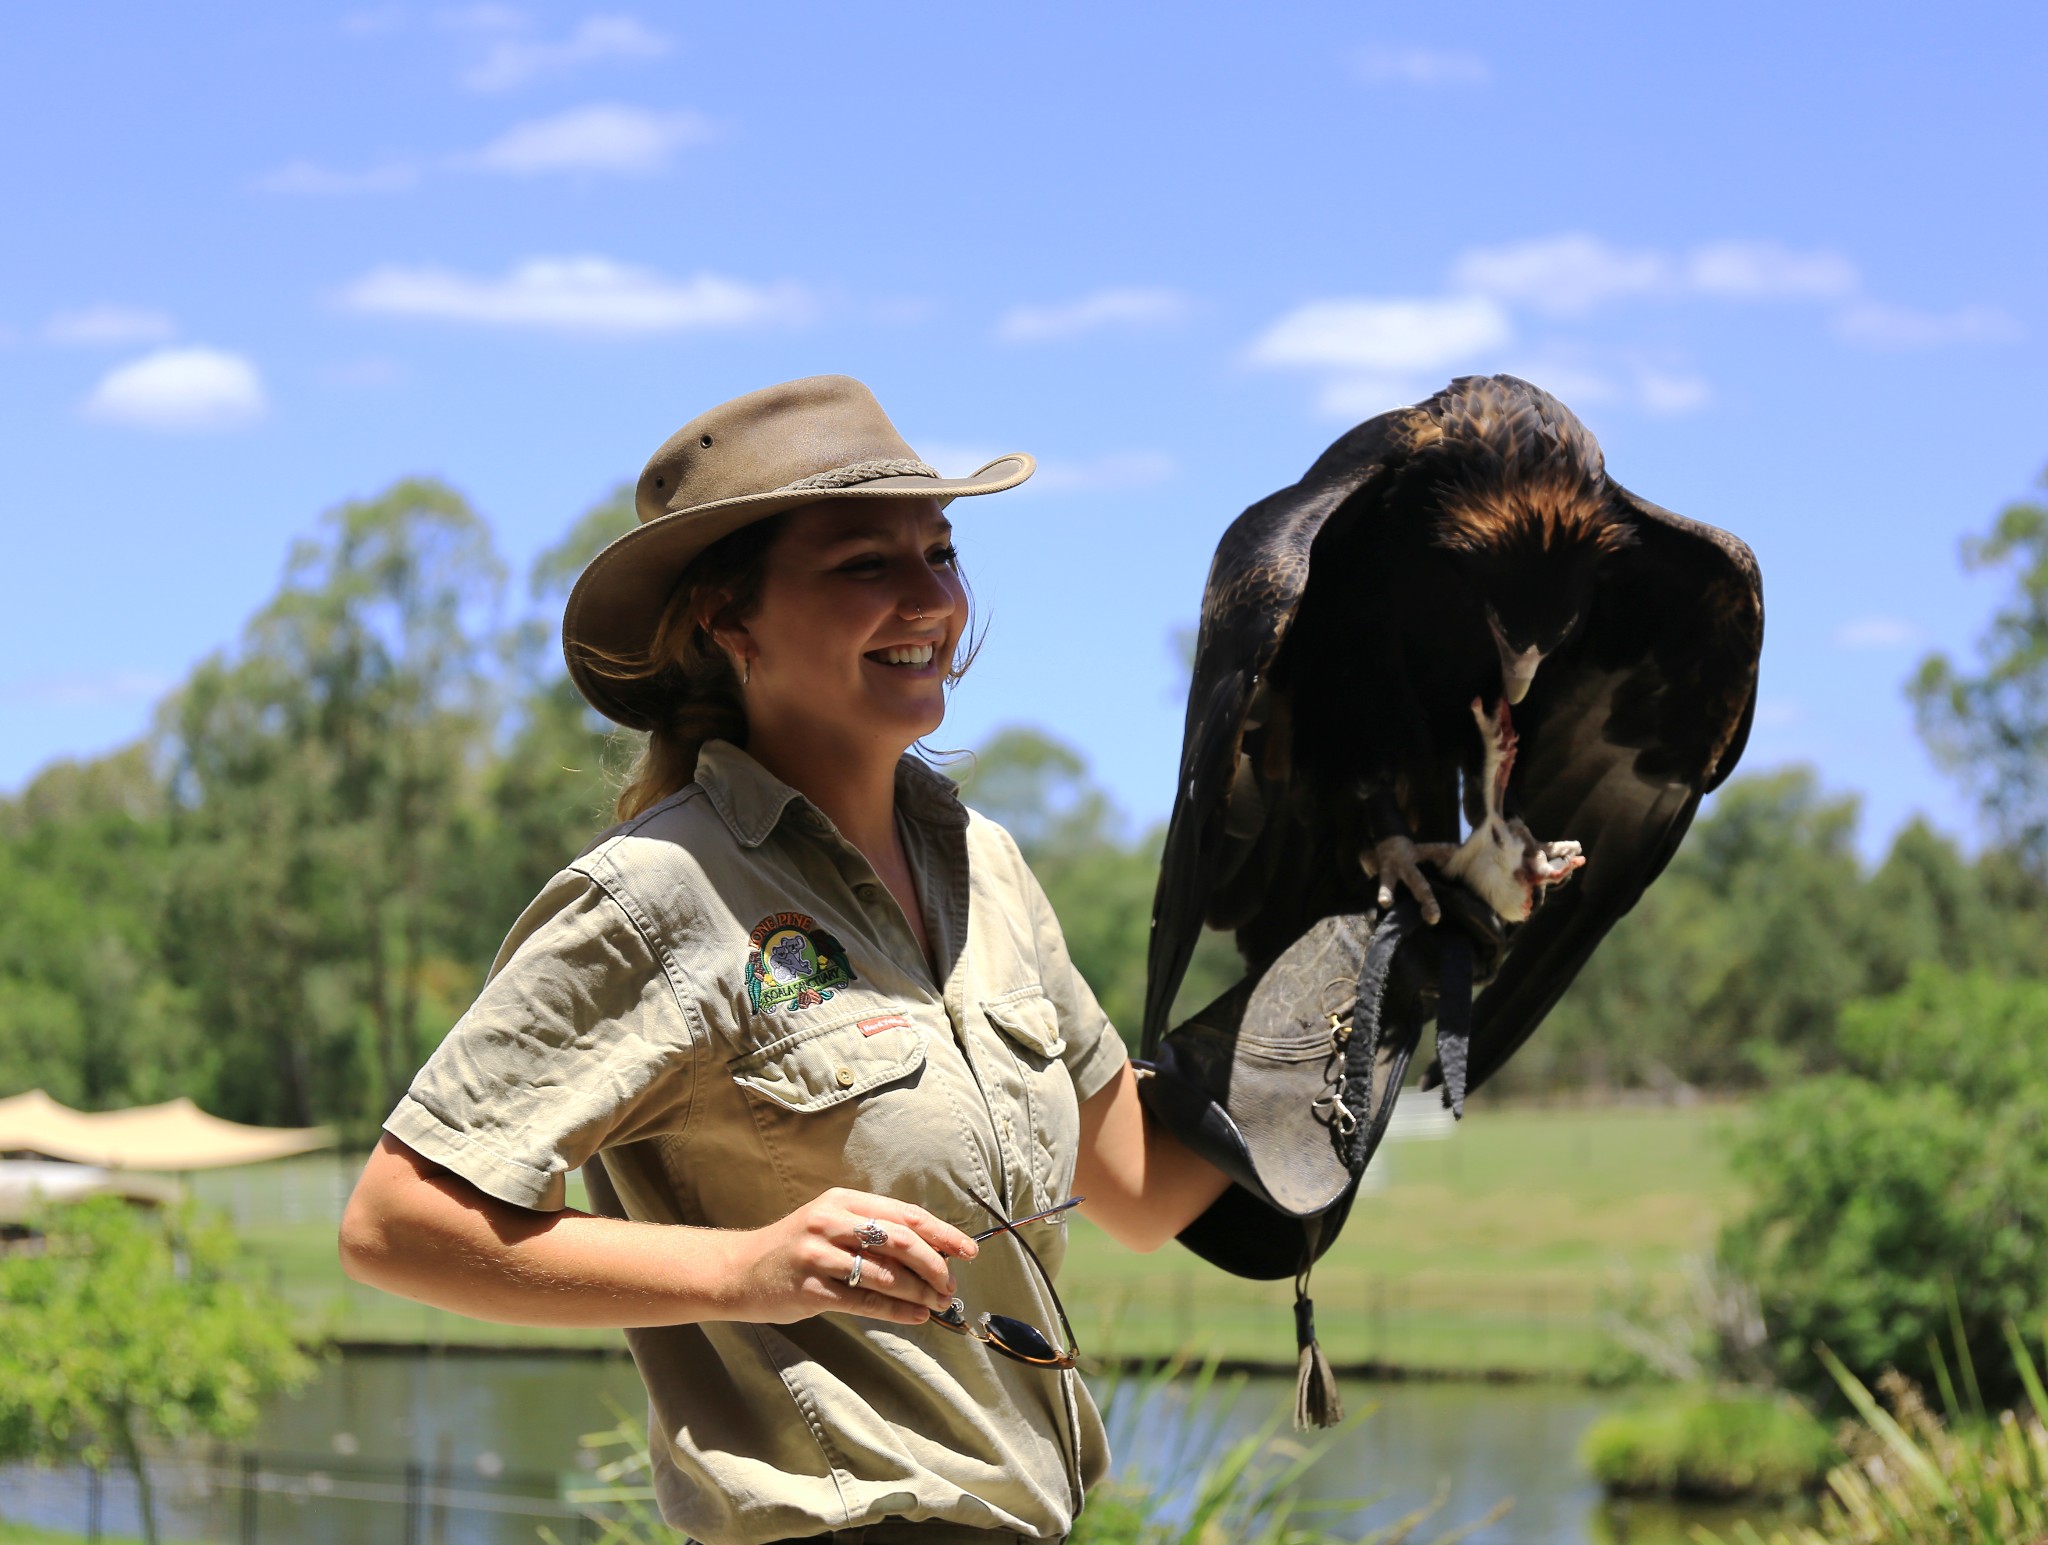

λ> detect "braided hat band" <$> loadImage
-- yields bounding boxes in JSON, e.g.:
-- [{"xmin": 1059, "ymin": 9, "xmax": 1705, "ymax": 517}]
[{"xmin": 782, "ymin": 458, "xmax": 939, "ymax": 492}]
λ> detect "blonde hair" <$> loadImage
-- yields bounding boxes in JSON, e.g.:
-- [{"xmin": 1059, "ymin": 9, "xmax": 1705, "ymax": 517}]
[{"xmin": 577, "ymin": 513, "xmax": 983, "ymax": 822}]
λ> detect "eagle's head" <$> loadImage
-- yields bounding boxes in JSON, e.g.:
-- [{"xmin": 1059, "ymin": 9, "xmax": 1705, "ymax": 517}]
[{"xmin": 1430, "ymin": 464, "xmax": 1635, "ymax": 706}]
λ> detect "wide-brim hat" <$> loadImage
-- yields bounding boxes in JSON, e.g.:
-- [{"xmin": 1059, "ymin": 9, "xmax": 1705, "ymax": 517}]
[{"xmin": 564, "ymin": 374, "xmax": 1033, "ymax": 729}]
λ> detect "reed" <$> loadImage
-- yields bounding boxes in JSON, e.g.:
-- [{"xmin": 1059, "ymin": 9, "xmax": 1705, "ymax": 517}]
[
  {"xmin": 539, "ymin": 1358, "xmax": 1508, "ymax": 1545},
  {"xmin": 1701, "ymin": 1321, "xmax": 2048, "ymax": 1545}
]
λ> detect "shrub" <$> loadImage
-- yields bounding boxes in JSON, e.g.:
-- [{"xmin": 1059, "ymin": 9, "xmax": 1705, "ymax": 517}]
[
  {"xmin": 1702, "ymin": 1332, "xmax": 2048, "ymax": 1545},
  {"xmin": 1719, "ymin": 966, "xmax": 2048, "ymax": 1407},
  {"xmin": 1580, "ymin": 1389, "xmax": 1835, "ymax": 1501}
]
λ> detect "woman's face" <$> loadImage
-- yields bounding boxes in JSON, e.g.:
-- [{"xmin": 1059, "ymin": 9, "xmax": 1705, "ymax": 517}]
[{"xmin": 727, "ymin": 497, "xmax": 968, "ymax": 754}]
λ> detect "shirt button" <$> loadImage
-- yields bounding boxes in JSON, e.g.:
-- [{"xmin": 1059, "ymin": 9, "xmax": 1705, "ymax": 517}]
[{"xmin": 835, "ymin": 1067, "xmax": 856, "ymax": 1088}]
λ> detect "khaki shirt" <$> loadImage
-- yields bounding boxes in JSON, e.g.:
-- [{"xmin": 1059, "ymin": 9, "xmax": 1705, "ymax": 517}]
[{"xmin": 387, "ymin": 741, "xmax": 1128, "ymax": 1544}]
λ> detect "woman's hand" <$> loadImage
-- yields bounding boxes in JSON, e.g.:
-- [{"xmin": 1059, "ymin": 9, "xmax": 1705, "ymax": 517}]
[{"xmin": 725, "ymin": 1187, "xmax": 981, "ymax": 1326}]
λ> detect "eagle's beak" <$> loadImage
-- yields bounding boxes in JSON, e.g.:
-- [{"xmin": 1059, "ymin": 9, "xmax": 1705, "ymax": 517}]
[{"xmin": 1498, "ymin": 639, "xmax": 1543, "ymax": 706}]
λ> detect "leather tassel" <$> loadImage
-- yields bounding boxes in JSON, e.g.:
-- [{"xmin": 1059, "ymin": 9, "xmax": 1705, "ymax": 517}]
[{"xmin": 1293, "ymin": 1291, "xmax": 1343, "ymax": 1429}]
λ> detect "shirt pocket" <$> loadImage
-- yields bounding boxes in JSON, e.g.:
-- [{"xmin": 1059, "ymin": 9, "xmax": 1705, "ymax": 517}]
[
  {"xmin": 726, "ymin": 1008, "xmax": 939, "ymax": 1210},
  {"xmin": 982, "ymin": 988, "xmax": 1080, "ymax": 1215}
]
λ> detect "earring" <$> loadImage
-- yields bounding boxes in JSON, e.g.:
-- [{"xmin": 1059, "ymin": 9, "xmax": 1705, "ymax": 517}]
[{"xmin": 742, "ymin": 656, "xmax": 752, "ymax": 686}]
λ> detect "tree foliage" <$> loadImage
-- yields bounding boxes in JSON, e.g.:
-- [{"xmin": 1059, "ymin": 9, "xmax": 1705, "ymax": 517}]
[
  {"xmin": 5, "ymin": 468, "xmax": 2048, "ymax": 1134},
  {"xmin": 1721, "ymin": 967, "xmax": 2048, "ymax": 1407},
  {"xmin": 0, "ymin": 1196, "xmax": 314, "ymax": 1545},
  {"xmin": 956, "ymin": 727, "xmax": 1241, "ymax": 1045},
  {"xmin": 1911, "ymin": 468, "xmax": 2048, "ymax": 879}
]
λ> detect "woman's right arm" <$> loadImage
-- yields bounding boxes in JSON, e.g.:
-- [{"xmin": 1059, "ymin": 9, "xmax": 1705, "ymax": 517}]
[{"xmin": 338, "ymin": 1134, "xmax": 975, "ymax": 1330}]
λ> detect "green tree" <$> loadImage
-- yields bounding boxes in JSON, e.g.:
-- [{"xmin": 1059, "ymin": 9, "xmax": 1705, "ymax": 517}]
[
  {"xmin": 0, "ymin": 1196, "xmax": 314, "ymax": 1545},
  {"xmin": 469, "ymin": 481, "xmax": 638, "ymax": 933},
  {"xmin": 0, "ymin": 748, "xmax": 198, "ymax": 1109},
  {"xmin": 1721, "ymin": 966, "xmax": 2048, "ymax": 1407},
  {"xmin": 958, "ymin": 726, "xmax": 1239, "ymax": 1046},
  {"xmin": 159, "ymin": 479, "xmax": 507, "ymax": 1129},
  {"xmin": 1492, "ymin": 768, "xmax": 2048, "ymax": 1095},
  {"xmin": 1911, "ymin": 468, "xmax": 2048, "ymax": 880}
]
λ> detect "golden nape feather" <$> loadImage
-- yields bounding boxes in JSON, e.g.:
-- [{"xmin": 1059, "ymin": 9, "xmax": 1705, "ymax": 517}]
[{"xmin": 1421, "ymin": 375, "xmax": 1635, "ymax": 557}]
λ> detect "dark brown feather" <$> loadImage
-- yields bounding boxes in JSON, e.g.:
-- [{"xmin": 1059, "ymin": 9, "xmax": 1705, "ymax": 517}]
[{"xmin": 1144, "ymin": 374, "xmax": 1765, "ymax": 1099}]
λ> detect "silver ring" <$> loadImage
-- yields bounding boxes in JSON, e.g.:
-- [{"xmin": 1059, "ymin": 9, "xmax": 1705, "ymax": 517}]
[
  {"xmin": 846, "ymin": 1251, "xmax": 864, "ymax": 1289},
  {"xmin": 914, "ymin": 606, "xmax": 925, "ymax": 620},
  {"xmin": 855, "ymin": 1219, "xmax": 890, "ymax": 1250}
]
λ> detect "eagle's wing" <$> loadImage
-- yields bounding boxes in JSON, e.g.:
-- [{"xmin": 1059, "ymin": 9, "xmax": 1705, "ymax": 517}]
[
  {"xmin": 1450, "ymin": 482, "xmax": 1764, "ymax": 1092},
  {"xmin": 1143, "ymin": 409, "xmax": 1434, "ymax": 1053}
]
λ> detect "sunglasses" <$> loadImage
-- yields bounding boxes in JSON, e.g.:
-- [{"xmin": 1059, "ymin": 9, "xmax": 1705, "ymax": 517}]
[{"xmin": 928, "ymin": 1191, "xmax": 1082, "ymax": 1371}]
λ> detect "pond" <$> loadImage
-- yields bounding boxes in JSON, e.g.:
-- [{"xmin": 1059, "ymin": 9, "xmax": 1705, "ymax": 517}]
[{"xmin": 0, "ymin": 1352, "xmax": 1797, "ymax": 1544}]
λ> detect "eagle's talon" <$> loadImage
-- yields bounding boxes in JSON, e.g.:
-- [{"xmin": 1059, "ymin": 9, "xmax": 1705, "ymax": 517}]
[{"xmin": 1362, "ymin": 835, "xmax": 1444, "ymax": 924}]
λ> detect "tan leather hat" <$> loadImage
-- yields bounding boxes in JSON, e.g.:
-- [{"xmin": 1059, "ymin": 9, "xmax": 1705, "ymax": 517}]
[{"xmin": 563, "ymin": 374, "xmax": 1033, "ymax": 728}]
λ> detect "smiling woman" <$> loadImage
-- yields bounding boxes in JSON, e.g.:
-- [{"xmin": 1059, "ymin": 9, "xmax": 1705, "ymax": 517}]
[{"xmin": 336, "ymin": 375, "xmax": 1232, "ymax": 1545}]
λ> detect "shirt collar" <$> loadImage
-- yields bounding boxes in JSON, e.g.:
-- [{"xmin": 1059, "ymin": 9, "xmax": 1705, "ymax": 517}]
[{"xmin": 694, "ymin": 739, "xmax": 968, "ymax": 850}]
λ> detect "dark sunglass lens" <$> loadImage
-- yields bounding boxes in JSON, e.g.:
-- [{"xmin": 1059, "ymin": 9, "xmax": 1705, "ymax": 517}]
[{"xmin": 982, "ymin": 1314, "xmax": 1061, "ymax": 1365}]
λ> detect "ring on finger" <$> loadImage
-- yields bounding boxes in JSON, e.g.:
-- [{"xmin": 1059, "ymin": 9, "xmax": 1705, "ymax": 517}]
[
  {"xmin": 846, "ymin": 1251, "xmax": 864, "ymax": 1289},
  {"xmin": 854, "ymin": 1219, "xmax": 890, "ymax": 1251}
]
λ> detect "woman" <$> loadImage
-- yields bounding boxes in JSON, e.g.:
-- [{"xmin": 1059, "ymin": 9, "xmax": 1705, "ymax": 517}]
[{"xmin": 339, "ymin": 375, "xmax": 1231, "ymax": 1545}]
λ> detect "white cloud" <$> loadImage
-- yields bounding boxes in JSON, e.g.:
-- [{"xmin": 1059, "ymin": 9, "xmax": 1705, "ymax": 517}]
[
  {"xmin": 0, "ymin": 670, "xmax": 173, "ymax": 707},
  {"xmin": 340, "ymin": 6, "xmax": 406, "ymax": 36},
  {"xmin": 1636, "ymin": 370, "xmax": 1713, "ymax": 416},
  {"xmin": 44, "ymin": 305, "xmax": 178, "ymax": 346},
  {"xmin": 1029, "ymin": 451, "xmax": 1178, "ymax": 492},
  {"xmin": 462, "ymin": 14, "xmax": 669, "ymax": 91},
  {"xmin": 1453, "ymin": 233, "xmax": 1858, "ymax": 315},
  {"xmin": 1453, "ymin": 235, "xmax": 1670, "ymax": 317},
  {"xmin": 255, "ymin": 159, "xmax": 420, "ymax": 194},
  {"xmin": 1248, "ymin": 296, "xmax": 1512, "ymax": 372},
  {"xmin": 917, "ymin": 444, "xmax": 1176, "ymax": 494},
  {"xmin": 1835, "ymin": 302, "xmax": 2023, "ymax": 348},
  {"xmin": 337, "ymin": 256, "xmax": 811, "ymax": 334},
  {"xmin": 1314, "ymin": 374, "xmax": 1424, "ymax": 420},
  {"xmin": 81, "ymin": 347, "xmax": 268, "ymax": 432},
  {"xmin": 1753, "ymin": 700, "xmax": 1803, "ymax": 730},
  {"xmin": 994, "ymin": 288, "xmax": 1190, "ymax": 344},
  {"xmin": 1352, "ymin": 46, "xmax": 1490, "ymax": 86},
  {"xmin": 1686, "ymin": 240, "xmax": 1858, "ymax": 299},
  {"xmin": 1833, "ymin": 615, "xmax": 1926, "ymax": 650},
  {"xmin": 463, "ymin": 104, "xmax": 711, "ymax": 175}
]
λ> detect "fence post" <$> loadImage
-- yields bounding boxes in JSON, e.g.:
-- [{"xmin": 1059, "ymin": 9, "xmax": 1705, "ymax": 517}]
[
  {"xmin": 240, "ymin": 1449, "xmax": 258, "ymax": 1545},
  {"xmin": 86, "ymin": 1463, "xmax": 102, "ymax": 1543},
  {"xmin": 404, "ymin": 1459, "xmax": 423, "ymax": 1545}
]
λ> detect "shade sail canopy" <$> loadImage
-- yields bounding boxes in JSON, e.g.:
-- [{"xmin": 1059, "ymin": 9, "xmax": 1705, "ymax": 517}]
[
  {"xmin": 0, "ymin": 1089, "xmax": 334, "ymax": 1170},
  {"xmin": 0, "ymin": 1158, "xmax": 184, "ymax": 1223}
]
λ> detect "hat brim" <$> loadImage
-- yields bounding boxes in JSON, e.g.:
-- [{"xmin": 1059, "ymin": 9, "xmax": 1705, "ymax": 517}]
[{"xmin": 563, "ymin": 454, "xmax": 1033, "ymax": 729}]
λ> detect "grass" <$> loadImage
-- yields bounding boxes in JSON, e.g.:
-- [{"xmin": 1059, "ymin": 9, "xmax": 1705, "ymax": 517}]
[
  {"xmin": 195, "ymin": 1099, "xmax": 1745, "ymax": 1376},
  {"xmin": 1065, "ymin": 1099, "xmax": 1745, "ymax": 1374},
  {"xmin": 1703, "ymin": 1328, "xmax": 2048, "ymax": 1544},
  {"xmin": 0, "ymin": 1526, "xmax": 204, "ymax": 1544},
  {"xmin": 1579, "ymin": 1389, "xmax": 1835, "ymax": 1500}
]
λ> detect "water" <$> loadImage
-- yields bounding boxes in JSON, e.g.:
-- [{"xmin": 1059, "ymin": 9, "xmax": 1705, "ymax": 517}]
[{"xmin": 1, "ymin": 1353, "xmax": 1796, "ymax": 1544}]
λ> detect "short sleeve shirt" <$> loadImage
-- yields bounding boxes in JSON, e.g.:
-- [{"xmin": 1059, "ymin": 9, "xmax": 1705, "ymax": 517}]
[{"xmin": 386, "ymin": 740, "xmax": 1129, "ymax": 1544}]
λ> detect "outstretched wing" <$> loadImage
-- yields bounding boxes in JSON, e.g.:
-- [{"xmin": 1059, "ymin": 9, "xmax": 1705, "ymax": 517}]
[
  {"xmin": 1143, "ymin": 408, "xmax": 1435, "ymax": 1053},
  {"xmin": 1449, "ymin": 482, "xmax": 1764, "ymax": 1091}
]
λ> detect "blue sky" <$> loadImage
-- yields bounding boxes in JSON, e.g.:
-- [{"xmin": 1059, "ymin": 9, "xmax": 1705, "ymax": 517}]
[{"xmin": 3, "ymin": 1, "xmax": 2043, "ymax": 858}]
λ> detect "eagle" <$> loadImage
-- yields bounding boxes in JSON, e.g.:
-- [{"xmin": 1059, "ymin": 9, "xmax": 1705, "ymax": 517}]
[{"xmin": 1143, "ymin": 374, "xmax": 1763, "ymax": 1115}]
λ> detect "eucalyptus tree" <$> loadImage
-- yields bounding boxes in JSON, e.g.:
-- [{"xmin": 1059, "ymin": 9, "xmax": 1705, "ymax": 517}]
[
  {"xmin": 160, "ymin": 479, "xmax": 506, "ymax": 1129},
  {"xmin": 1912, "ymin": 468, "xmax": 2048, "ymax": 884}
]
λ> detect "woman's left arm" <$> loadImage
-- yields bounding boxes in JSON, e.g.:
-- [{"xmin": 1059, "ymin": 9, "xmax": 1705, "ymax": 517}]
[{"xmin": 1074, "ymin": 1063, "xmax": 1232, "ymax": 1252}]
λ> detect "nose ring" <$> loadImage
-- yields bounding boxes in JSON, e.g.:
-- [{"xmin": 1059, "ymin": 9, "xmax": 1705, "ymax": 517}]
[{"xmin": 914, "ymin": 606, "xmax": 925, "ymax": 621}]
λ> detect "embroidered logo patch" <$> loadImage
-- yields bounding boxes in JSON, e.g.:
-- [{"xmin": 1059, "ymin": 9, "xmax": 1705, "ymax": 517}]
[
  {"xmin": 857, "ymin": 1013, "xmax": 911, "ymax": 1037},
  {"xmin": 745, "ymin": 911, "xmax": 858, "ymax": 1014}
]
